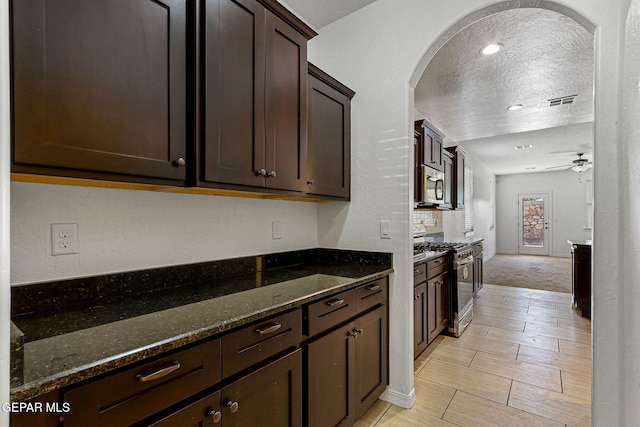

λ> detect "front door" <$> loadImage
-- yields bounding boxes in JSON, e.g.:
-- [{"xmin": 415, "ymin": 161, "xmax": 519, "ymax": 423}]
[{"xmin": 518, "ymin": 193, "xmax": 551, "ymax": 256}]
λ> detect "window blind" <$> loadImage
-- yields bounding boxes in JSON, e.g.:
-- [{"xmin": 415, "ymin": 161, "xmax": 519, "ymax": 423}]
[{"xmin": 464, "ymin": 167, "xmax": 473, "ymax": 232}]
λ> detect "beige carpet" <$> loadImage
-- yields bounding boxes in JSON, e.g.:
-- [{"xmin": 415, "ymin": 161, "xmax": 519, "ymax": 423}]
[{"xmin": 483, "ymin": 254, "xmax": 572, "ymax": 293}]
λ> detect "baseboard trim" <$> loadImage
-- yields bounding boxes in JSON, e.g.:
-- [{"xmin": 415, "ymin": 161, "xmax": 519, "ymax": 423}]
[{"xmin": 379, "ymin": 386, "xmax": 416, "ymax": 409}]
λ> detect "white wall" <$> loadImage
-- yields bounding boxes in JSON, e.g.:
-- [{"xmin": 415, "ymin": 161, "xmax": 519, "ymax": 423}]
[
  {"xmin": 441, "ymin": 150, "xmax": 497, "ymax": 261},
  {"xmin": 308, "ymin": 0, "xmax": 624, "ymax": 424},
  {"xmin": 10, "ymin": 183, "xmax": 319, "ymax": 284},
  {"xmin": 620, "ymin": 2, "xmax": 640, "ymax": 423},
  {"xmin": 496, "ymin": 170, "xmax": 593, "ymax": 257},
  {"xmin": 1, "ymin": 1, "xmax": 633, "ymax": 425},
  {"xmin": 1, "ymin": 0, "xmax": 10, "ymax": 424}
]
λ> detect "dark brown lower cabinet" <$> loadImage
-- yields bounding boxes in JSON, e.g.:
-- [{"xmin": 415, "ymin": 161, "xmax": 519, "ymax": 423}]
[
  {"xmin": 354, "ymin": 305, "xmax": 388, "ymax": 420},
  {"xmin": 306, "ymin": 306, "xmax": 388, "ymax": 426},
  {"xmin": 307, "ymin": 321, "xmax": 355, "ymax": 427},
  {"xmin": 413, "ymin": 283, "xmax": 428, "ymax": 359},
  {"xmin": 571, "ymin": 243, "xmax": 591, "ymax": 319},
  {"xmin": 427, "ymin": 272, "xmax": 449, "ymax": 344},
  {"xmin": 145, "ymin": 349, "xmax": 301, "ymax": 427}
]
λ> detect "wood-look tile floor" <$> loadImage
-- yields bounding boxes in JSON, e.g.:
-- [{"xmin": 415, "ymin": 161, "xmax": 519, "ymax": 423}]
[{"xmin": 356, "ymin": 284, "xmax": 592, "ymax": 427}]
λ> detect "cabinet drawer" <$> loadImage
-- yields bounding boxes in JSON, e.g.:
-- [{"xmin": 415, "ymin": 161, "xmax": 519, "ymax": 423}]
[
  {"xmin": 413, "ymin": 263, "xmax": 426, "ymax": 285},
  {"xmin": 63, "ymin": 339, "xmax": 221, "ymax": 427},
  {"xmin": 427, "ymin": 256, "xmax": 448, "ymax": 278},
  {"xmin": 222, "ymin": 309, "xmax": 301, "ymax": 378},
  {"xmin": 474, "ymin": 242, "xmax": 484, "ymax": 256},
  {"xmin": 305, "ymin": 289, "xmax": 356, "ymax": 337},
  {"xmin": 355, "ymin": 278, "xmax": 388, "ymax": 314}
]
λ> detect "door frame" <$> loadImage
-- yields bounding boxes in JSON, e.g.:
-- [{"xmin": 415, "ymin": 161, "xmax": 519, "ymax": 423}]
[{"xmin": 517, "ymin": 192, "xmax": 552, "ymax": 256}]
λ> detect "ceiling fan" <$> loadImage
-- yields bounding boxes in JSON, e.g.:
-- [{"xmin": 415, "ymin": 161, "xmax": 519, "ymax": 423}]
[{"xmin": 546, "ymin": 153, "xmax": 593, "ymax": 172}]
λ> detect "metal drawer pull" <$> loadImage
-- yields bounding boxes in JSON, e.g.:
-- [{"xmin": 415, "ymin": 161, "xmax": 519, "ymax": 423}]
[
  {"xmin": 414, "ymin": 269, "xmax": 421, "ymax": 274},
  {"xmin": 227, "ymin": 401, "xmax": 239, "ymax": 413},
  {"xmin": 209, "ymin": 410, "xmax": 222, "ymax": 423},
  {"xmin": 255, "ymin": 322, "xmax": 282, "ymax": 335},
  {"xmin": 434, "ymin": 260, "xmax": 442, "ymax": 264},
  {"xmin": 136, "ymin": 361, "xmax": 181, "ymax": 383},
  {"xmin": 366, "ymin": 284, "xmax": 381, "ymax": 291},
  {"xmin": 326, "ymin": 298, "xmax": 345, "ymax": 307}
]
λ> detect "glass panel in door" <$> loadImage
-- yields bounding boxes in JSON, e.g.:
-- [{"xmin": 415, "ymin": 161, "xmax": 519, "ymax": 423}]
[{"xmin": 518, "ymin": 193, "xmax": 551, "ymax": 256}]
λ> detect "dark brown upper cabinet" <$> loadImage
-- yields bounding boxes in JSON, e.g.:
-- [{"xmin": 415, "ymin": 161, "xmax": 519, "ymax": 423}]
[
  {"xmin": 307, "ymin": 63, "xmax": 355, "ymax": 200},
  {"xmin": 446, "ymin": 146, "xmax": 466, "ymax": 210},
  {"xmin": 11, "ymin": 0, "xmax": 188, "ymax": 184},
  {"xmin": 415, "ymin": 120, "xmax": 444, "ymax": 172},
  {"xmin": 199, "ymin": 0, "xmax": 314, "ymax": 193}
]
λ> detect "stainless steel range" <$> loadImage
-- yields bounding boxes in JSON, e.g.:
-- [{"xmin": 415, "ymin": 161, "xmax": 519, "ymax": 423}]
[{"xmin": 416, "ymin": 239, "xmax": 474, "ymax": 337}]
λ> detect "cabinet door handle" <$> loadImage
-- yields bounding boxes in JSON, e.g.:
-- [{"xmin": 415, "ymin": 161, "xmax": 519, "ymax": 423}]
[
  {"xmin": 307, "ymin": 179, "xmax": 314, "ymax": 185},
  {"xmin": 172, "ymin": 157, "xmax": 186, "ymax": 167},
  {"xmin": 209, "ymin": 410, "xmax": 222, "ymax": 423},
  {"xmin": 136, "ymin": 361, "xmax": 181, "ymax": 383},
  {"xmin": 326, "ymin": 298, "xmax": 344, "ymax": 307},
  {"xmin": 414, "ymin": 269, "xmax": 421, "ymax": 274},
  {"xmin": 348, "ymin": 331, "xmax": 359, "ymax": 338},
  {"xmin": 226, "ymin": 401, "xmax": 239, "ymax": 413},
  {"xmin": 356, "ymin": 328, "xmax": 364, "ymax": 335},
  {"xmin": 365, "ymin": 284, "xmax": 380, "ymax": 291},
  {"xmin": 255, "ymin": 168, "xmax": 267, "ymax": 177},
  {"xmin": 268, "ymin": 170, "xmax": 277, "ymax": 178},
  {"xmin": 434, "ymin": 260, "xmax": 442, "ymax": 264},
  {"xmin": 255, "ymin": 322, "xmax": 282, "ymax": 335}
]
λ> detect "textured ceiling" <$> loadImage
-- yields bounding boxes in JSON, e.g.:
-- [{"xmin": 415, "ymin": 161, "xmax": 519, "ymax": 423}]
[
  {"xmin": 414, "ymin": 8, "xmax": 594, "ymax": 174},
  {"xmin": 283, "ymin": 0, "xmax": 377, "ymax": 29}
]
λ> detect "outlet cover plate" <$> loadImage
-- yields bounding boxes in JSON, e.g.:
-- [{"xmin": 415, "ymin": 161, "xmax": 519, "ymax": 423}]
[{"xmin": 52, "ymin": 223, "xmax": 78, "ymax": 255}]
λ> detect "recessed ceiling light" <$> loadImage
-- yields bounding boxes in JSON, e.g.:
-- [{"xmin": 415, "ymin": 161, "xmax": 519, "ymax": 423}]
[
  {"xmin": 507, "ymin": 104, "xmax": 524, "ymax": 111},
  {"xmin": 525, "ymin": 167, "xmax": 537, "ymax": 170},
  {"xmin": 481, "ymin": 43, "xmax": 502, "ymax": 55},
  {"xmin": 514, "ymin": 145, "xmax": 533, "ymax": 150}
]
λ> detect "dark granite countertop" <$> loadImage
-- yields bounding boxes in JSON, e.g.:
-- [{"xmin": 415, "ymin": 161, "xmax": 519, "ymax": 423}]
[
  {"xmin": 567, "ymin": 239, "xmax": 593, "ymax": 246},
  {"xmin": 10, "ymin": 249, "xmax": 392, "ymax": 402}
]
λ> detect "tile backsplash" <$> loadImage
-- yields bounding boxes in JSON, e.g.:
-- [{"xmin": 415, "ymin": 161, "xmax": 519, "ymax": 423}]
[{"xmin": 413, "ymin": 210, "xmax": 443, "ymax": 235}]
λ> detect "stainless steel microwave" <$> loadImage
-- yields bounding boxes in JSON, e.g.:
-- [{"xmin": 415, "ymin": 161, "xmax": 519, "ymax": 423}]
[{"xmin": 420, "ymin": 165, "xmax": 445, "ymax": 205}]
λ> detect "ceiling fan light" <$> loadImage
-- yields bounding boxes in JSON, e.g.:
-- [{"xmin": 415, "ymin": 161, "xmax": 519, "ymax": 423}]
[{"xmin": 572, "ymin": 164, "xmax": 590, "ymax": 172}]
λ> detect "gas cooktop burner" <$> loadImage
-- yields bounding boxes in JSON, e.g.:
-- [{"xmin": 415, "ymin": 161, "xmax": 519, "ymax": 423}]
[
  {"xmin": 424, "ymin": 242, "xmax": 469, "ymax": 251},
  {"xmin": 415, "ymin": 240, "xmax": 474, "ymax": 261}
]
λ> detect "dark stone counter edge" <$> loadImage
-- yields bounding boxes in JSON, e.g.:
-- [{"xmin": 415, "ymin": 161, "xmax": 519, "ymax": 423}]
[{"xmin": 10, "ymin": 268, "xmax": 393, "ymax": 402}]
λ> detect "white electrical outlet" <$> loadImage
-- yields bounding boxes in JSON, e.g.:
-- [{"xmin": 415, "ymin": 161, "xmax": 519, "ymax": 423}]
[
  {"xmin": 52, "ymin": 223, "xmax": 78, "ymax": 255},
  {"xmin": 272, "ymin": 221, "xmax": 282, "ymax": 240}
]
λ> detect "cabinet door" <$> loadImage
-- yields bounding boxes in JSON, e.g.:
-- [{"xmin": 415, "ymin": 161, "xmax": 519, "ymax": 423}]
[
  {"xmin": 264, "ymin": 12, "xmax": 308, "ymax": 192},
  {"xmin": 420, "ymin": 125, "xmax": 443, "ymax": 172},
  {"xmin": 426, "ymin": 277, "xmax": 438, "ymax": 344},
  {"xmin": 442, "ymin": 153, "xmax": 453, "ymax": 208},
  {"xmin": 474, "ymin": 255, "xmax": 483, "ymax": 295},
  {"xmin": 414, "ymin": 283, "xmax": 427, "ymax": 359},
  {"xmin": 414, "ymin": 130, "xmax": 422, "ymax": 204},
  {"xmin": 307, "ymin": 322, "xmax": 356, "ymax": 427},
  {"xmin": 354, "ymin": 305, "xmax": 388, "ymax": 419},
  {"xmin": 203, "ymin": 0, "xmax": 266, "ymax": 187},
  {"xmin": 436, "ymin": 272, "xmax": 449, "ymax": 334},
  {"xmin": 12, "ymin": 0, "xmax": 187, "ymax": 182},
  {"xmin": 222, "ymin": 349, "xmax": 302, "ymax": 427},
  {"xmin": 143, "ymin": 391, "xmax": 221, "ymax": 427},
  {"xmin": 307, "ymin": 70, "xmax": 352, "ymax": 199}
]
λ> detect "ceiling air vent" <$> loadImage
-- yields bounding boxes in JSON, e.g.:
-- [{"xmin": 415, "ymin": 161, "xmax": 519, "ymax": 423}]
[{"xmin": 548, "ymin": 94, "xmax": 577, "ymax": 107}]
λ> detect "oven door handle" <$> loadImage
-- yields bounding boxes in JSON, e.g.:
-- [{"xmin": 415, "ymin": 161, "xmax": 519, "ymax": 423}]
[{"xmin": 455, "ymin": 257, "xmax": 474, "ymax": 268}]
